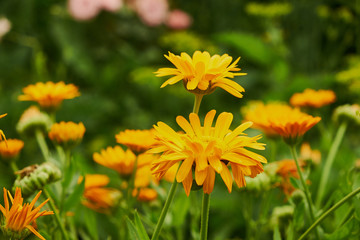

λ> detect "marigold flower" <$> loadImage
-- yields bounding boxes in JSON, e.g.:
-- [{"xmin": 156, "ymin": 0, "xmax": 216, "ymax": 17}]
[
  {"xmin": 149, "ymin": 110, "xmax": 267, "ymax": 196},
  {"xmin": 242, "ymin": 102, "xmax": 293, "ymax": 136},
  {"xmin": 155, "ymin": 51, "xmax": 246, "ymax": 97},
  {"xmin": 0, "ymin": 139, "xmax": 24, "ymax": 159},
  {"xmin": 275, "ymin": 159, "xmax": 305, "ymax": 196},
  {"xmin": 48, "ymin": 121, "xmax": 85, "ymax": 148},
  {"xmin": 115, "ymin": 129, "xmax": 157, "ymax": 153},
  {"xmin": 0, "ymin": 113, "xmax": 7, "ymax": 144},
  {"xmin": 135, "ymin": 153, "xmax": 159, "ymax": 188},
  {"xmin": 18, "ymin": 81, "xmax": 80, "ymax": 110},
  {"xmin": 300, "ymin": 142, "xmax": 321, "ymax": 165},
  {"xmin": 290, "ymin": 89, "xmax": 336, "ymax": 108},
  {"xmin": 80, "ymin": 174, "xmax": 121, "ymax": 213},
  {"xmin": 93, "ymin": 146, "xmax": 136, "ymax": 175},
  {"xmin": 0, "ymin": 187, "xmax": 53, "ymax": 240},
  {"xmin": 132, "ymin": 188, "xmax": 157, "ymax": 202}
]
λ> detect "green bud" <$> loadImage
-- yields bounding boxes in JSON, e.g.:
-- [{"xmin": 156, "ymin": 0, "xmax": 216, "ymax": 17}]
[
  {"xmin": 270, "ymin": 205, "xmax": 294, "ymax": 228},
  {"xmin": 333, "ymin": 104, "xmax": 360, "ymax": 126},
  {"xmin": 1, "ymin": 225, "xmax": 31, "ymax": 240},
  {"xmin": 16, "ymin": 106, "xmax": 53, "ymax": 136}
]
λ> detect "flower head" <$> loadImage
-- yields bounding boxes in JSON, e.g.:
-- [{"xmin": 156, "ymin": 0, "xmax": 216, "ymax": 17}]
[
  {"xmin": 290, "ymin": 89, "xmax": 336, "ymax": 108},
  {"xmin": 275, "ymin": 159, "xmax": 305, "ymax": 196},
  {"xmin": 0, "ymin": 17, "xmax": 11, "ymax": 41},
  {"xmin": 155, "ymin": 51, "xmax": 246, "ymax": 97},
  {"xmin": 115, "ymin": 129, "xmax": 157, "ymax": 153},
  {"xmin": 0, "ymin": 187, "xmax": 53, "ymax": 240},
  {"xmin": 132, "ymin": 188, "xmax": 157, "ymax": 202},
  {"xmin": 18, "ymin": 81, "xmax": 80, "ymax": 111},
  {"xmin": 134, "ymin": 0, "xmax": 169, "ymax": 26},
  {"xmin": 93, "ymin": 146, "xmax": 136, "ymax": 175},
  {"xmin": 333, "ymin": 104, "xmax": 360, "ymax": 126},
  {"xmin": 149, "ymin": 110, "xmax": 267, "ymax": 196},
  {"xmin": 0, "ymin": 139, "xmax": 24, "ymax": 159},
  {"xmin": 48, "ymin": 121, "xmax": 85, "ymax": 148},
  {"xmin": 166, "ymin": 9, "xmax": 192, "ymax": 30}
]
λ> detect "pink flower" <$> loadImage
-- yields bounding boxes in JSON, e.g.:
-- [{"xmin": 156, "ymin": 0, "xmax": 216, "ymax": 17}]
[
  {"xmin": 134, "ymin": 0, "xmax": 169, "ymax": 26},
  {"xmin": 68, "ymin": 0, "xmax": 101, "ymax": 21},
  {"xmin": 101, "ymin": 0, "xmax": 123, "ymax": 12},
  {"xmin": 0, "ymin": 17, "xmax": 11, "ymax": 41},
  {"xmin": 166, "ymin": 9, "xmax": 192, "ymax": 30}
]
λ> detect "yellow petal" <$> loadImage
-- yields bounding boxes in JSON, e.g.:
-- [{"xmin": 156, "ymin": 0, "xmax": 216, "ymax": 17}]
[
  {"xmin": 176, "ymin": 157, "xmax": 194, "ymax": 182},
  {"xmin": 219, "ymin": 162, "xmax": 233, "ymax": 193}
]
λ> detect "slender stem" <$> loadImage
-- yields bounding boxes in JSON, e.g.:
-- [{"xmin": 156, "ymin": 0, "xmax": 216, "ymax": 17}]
[
  {"xmin": 193, "ymin": 94, "xmax": 203, "ymax": 114},
  {"xmin": 10, "ymin": 161, "xmax": 19, "ymax": 173},
  {"xmin": 299, "ymin": 187, "xmax": 360, "ymax": 240},
  {"xmin": 127, "ymin": 156, "xmax": 138, "ymax": 211},
  {"xmin": 200, "ymin": 193, "xmax": 211, "ymax": 240},
  {"xmin": 43, "ymin": 188, "xmax": 69, "ymax": 240},
  {"xmin": 35, "ymin": 128, "xmax": 50, "ymax": 162},
  {"xmin": 316, "ymin": 121, "xmax": 348, "ymax": 208},
  {"xmin": 151, "ymin": 180, "xmax": 178, "ymax": 240},
  {"xmin": 290, "ymin": 145, "xmax": 319, "ymax": 239}
]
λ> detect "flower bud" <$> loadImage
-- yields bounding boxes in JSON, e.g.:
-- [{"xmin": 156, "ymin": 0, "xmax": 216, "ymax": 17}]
[
  {"xmin": 333, "ymin": 104, "xmax": 360, "ymax": 126},
  {"xmin": 244, "ymin": 172, "xmax": 271, "ymax": 192},
  {"xmin": 270, "ymin": 205, "xmax": 294, "ymax": 228},
  {"xmin": 16, "ymin": 106, "xmax": 52, "ymax": 136}
]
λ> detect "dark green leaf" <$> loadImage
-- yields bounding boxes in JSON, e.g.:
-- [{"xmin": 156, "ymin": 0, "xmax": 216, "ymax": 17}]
[{"xmin": 134, "ymin": 210, "xmax": 150, "ymax": 240}]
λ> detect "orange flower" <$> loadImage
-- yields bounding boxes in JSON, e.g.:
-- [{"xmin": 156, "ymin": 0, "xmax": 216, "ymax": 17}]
[
  {"xmin": 18, "ymin": 81, "xmax": 80, "ymax": 110},
  {"xmin": 0, "ymin": 187, "xmax": 53, "ymax": 240},
  {"xmin": 135, "ymin": 153, "xmax": 159, "ymax": 188},
  {"xmin": 0, "ymin": 113, "xmax": 7, "ymax": 144},
  {"xmin": 115, "ymin": 129, "xmax": 157, "ymax": 153},
  {"xmin": 48, "ymin": 121, "xmax": 85, "ymax": 147},
  {"xmin": 132, "ymin": 188, "xmax": 157, "ymax": 202},
  {"xmin": 149, "ymin": 110, "xmax": 267, "ymax": 196},
  {"xmin": 93, "ymin": 146, "xmax": 136, "ymax": 175},
  {"xmin": 276, "ymin": 159, "xmax": 305, "ymax": 196},
  {"xmin": 290, "ymin": 89, "xmax": 336, "ymax": 108},
  {"xmin": 300, "ymin": 142, "xmax": 321, "ymax": 165},
  {"xmin": 155, "ymin": 51, "xmax": 246, "ymax": 97},
  {"xmin": 0, "ymin": 139, "xmax": 24, "ymax": 159}
]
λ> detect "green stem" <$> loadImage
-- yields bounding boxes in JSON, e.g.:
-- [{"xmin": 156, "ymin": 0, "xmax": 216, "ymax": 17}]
[
  {"xmin": 200, "ymin": 193, "xmax": 211, "ymax": 240},
  {"xmin": 299, "ymin": 187, "xmax": 360, "ymax": 240},
  {"xmin": 151, "ymin": 180, "xmax": 178, "ymax": 240},
  {"xmin": 10, "ymin": 161, "xmax": 19, "ymax": 173},
  {"xmin": 193, "ymin": 94, "xmax": 203, "ymax": 114},
  {"xmin": 43, "ymin": 188, "xmax": 69, "ymax": 240},
  {"xmin": 290, "ymin": 145, "xmax": 319, "ymax": 239},
  {"xmin": 127, "ymin": 156, "xmax": 138, "ymax": 211},
  {"xmin": 35, "ymin": 128, "xmax": 50, "ymax": 162},
  {"xmin": 316, "ymin": 121, "xmax": 348, "ymax": 208}
]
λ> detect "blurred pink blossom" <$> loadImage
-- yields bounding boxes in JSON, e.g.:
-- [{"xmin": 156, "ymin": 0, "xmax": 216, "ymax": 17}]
[
  {"xmin": 166, "ymin": 9, "xmax": 192, "ymax": 30},
  {"xmin": 68, "ymin": 0, "xmax": 123, "ymax": 21},
  {"xmin": 101, "ymin": 0, "xmax": 123, "ymax": 12},
  {"xmin": 134, "ymin": 0, "xmax": 169, "ymax": 26},
  {"xmin": 0, "ymin": 17, "xmax": 11, "ymax": 41}
]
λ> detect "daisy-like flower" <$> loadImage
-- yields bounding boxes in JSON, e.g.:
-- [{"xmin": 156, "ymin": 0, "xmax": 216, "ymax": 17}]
[
  {"xmin": 93, "ymin": 146, "xmax": 136, "ymax": 175},
  {"xmin": 79, "ymin": 174, "xmax": 121, "ymax": 213},
  {"xmin": 275, "ymin": 159, "xmax": 305, "ymax": 196},
  {"xmin": 132, "ymin": 188, "xmax": 157, "ymax": 202},
  {"xmin": 18, "ymin": 81, "xmax": 80, "ymax": 111},
  {"xmin": 290, "ymin": 89, "xmax": 336, "ymax": 108},
  {"xmin": 149, "ymin": 110, "xmax": 267, "ymax": 196},
  {"xmin": 0, "ymin": 139, "xmax": 24, "ymax": 159},
  {"xmin": 48, "ymin": 121, "xmax": 85, "ymax": 148},
  {"xmin": 300, "ymin": 142, "xmax": 321, "ymax": 165},
  {"xmin": 242, "ymin": 101, "xmax": 293, "ymax": 136},
  {"xmin": 0, "ymin": 113, "xmax": 7, "ymax": 144},
  {"xmin": 155, "ymin": 51, "xmax": 247, "ymax": 97},
  {"xmin": 0, "ymin": 187, "xmax": 53, "ymax": 240},
  {"xmin": 115, "ymin": 129, "xmax": 157, "ymax": 153}
]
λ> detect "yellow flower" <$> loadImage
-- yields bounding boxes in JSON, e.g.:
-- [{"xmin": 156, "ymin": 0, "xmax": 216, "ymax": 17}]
[
  {"xmin": 18, "ymin": 81, "xmax": 80, "ymax": 110},
  {"xmin": 242, "ymin": 101, "xmax": 293, "ymax": 136},
  {"xmin": 0, "ymin": 139, "xmax": 24, "ymax": 159},
  {"xmin": 300, "ymin": 142, "xmax": 321, "ymax": 165},
  {"xmin": 0, "ymin": 187, "xmax": 53, "ymax": 240},
  {"xmin": 135, "ymin": 153, "xmax": 159, "ymax": 188},
  {"xmin": 149, "ymin": 110, "xmax": 267, "ymax": 196},
  {"xmin": 48, "ymin": 121, "xmax": 85, "ymax": 147},
  {"xmin": 155, "ymin": 51, "xmax": 246, "ymax": 97},
  {"xmin": 132, "ymin": 188, "xmax": 158, "ymax": 202},
  {"xmin": 0, "ymin": 113, "xmax": 7, "ymax": 144},
  {"xmin": 80, "ymin": 174, "xmax": 121, "ymax": 213},
  {"xmin": 115, "ymin": 129, "xmax": 157, "ymax": 153},
  {"xmin": 290, "ymin": 89, "xmax": 336, "ymax": 108},
  {"xmin": 93, "ymin": 146, "xmax": 136, "ymax": 175}
]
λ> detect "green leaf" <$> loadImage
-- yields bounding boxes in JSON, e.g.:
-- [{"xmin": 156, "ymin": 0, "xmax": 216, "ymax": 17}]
[
  {"xmin": 171, "ymin": 191, "xmax": 190, "ymax": 227},
  {"xmin": 63, "ymin": 177, "xmax": 85, "ymax": 212},
  {"xmin": 126, "ymin": 216, "xmax": 142, "ymax": 240},
  {"xmin": 83, "ymin": 207, "xmax": 99, "ymax": 240},
  {"xmin": 289, "ymin": 177, "xmax": 300, "ymax": 190},
  {"xmin": 293, "ymin": 202, "xmax": 305, "ymax": 231},
  {"xmin": 326, "ymin": 217, "xmax": 360, "ymax": 240},
  {"xmin": 273, "ymin": 224, "xmax": 282, "ymax": 240},
  {"xmin": 134, "ymin": 210, "xmax": 150, "ymax": 240}
]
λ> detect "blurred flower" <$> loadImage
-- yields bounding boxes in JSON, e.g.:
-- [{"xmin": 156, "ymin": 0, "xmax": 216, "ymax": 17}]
[
  {"xmin": 135, "ymin": 153, "xmax": 158, "ymax": 188},
  {"xmin": 16, "ymin": 106, "xmax": 52, "ymax": 136},
  {"xmin": 290, "ymin": 89, "xmax": 336, "ymax": 108},
  {"xmin": 166, "ymin": 9, "xmax": 192, "ymax": 30},
  {"xmin": 156, "ymin": 51, "xmax": 246, "ymax": 98},
  {"xmin": 333, "ymin": 104, "xmax": 360, "ymax": 126},
  {"xmin": 101, "ymin": 0, "xmax": 123, "ymax": 12},
  {"xmin": 134, "ymin": 0, "xmax": 169, "ymax": 26},
  {"xmin": 80, "ymin": 174, "xmax": 121, "ymax": 213},
  {"xmin": 0, "ymin": 17, "xmax": 11, "ymax": 41},
  {"xmin": 48, "ymin": 121, "xmax": 85, "ymax": 148},
  {"xmin": 245, "ymin": 2, "xmax": 292, "ymax": 18},
  {"xmin": 0, "ymin": 187, "xmax": 53, "ymax": 240},
  {"xmin": 14, "ymin": 163, "xmax": 62, "ymax": 197},
  {"xmin": 18, "ymin": 81, "xmax": 80, "ymax": 111},
  {"xmin": 300, "ymin": 142, "xmax": 321, "ymax": 165},
  {"xmin": 275, "ymin": 159, "xmax": 304, "ymax": 196},
  {"xmin": 0, "ymin": 113, "xmax": 7, "ymax": 144},
  {"xmin": 68, "ymin": 0, "xmax": 123, "ymax": 21},
  {"xmin": 149, "ymin": 110, "xmax": 266, "ymax": 196},
  {"xmin": 93, "ymin": 146, "xmax": 136, "ymax": 175},
  {"xmin": 0, "ymin": 139, "xmax": 24, "ymax": 159},
  {"xmin": 115, "ymin": 129, "xmax": 156, "ymax": 153},
  {"xmin": 132, "ymin": 188, "xmax": 157, "ymax": 202},
  {"xmin": 242, "ymin": 102, "xmax": 293, "ymax": 136}
]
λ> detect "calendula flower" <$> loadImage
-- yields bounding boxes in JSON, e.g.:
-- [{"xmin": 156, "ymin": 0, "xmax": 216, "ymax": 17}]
[
  {"xmin": 16, "ymin": 106, "xmax": 52, "ymax": 136},
  {"xmin": 48, "ymin": 121, "xmax": 85, "ymax": 148},
  {"xmin": 300, "ymin": 142, "xmax": 321, "ymax": 165},
  {"xmin": 79, "ymin": 174, "xmax": 121, "ymax": 213},
  {"xmin": 275, "ymin": 159, "xmax": 305, "ymax": 196},
  {"xmin": 290, "ymin": 89, "xmax": 336, "ymax": 108},
  {"xmin": 0, "ymin": 139, "xmax": 24, "ymax": 159},
  {"xmin": 135, "ymin": 153, "xmax": 159, "ymax": 188},
  {"xmin": 18, "ymin": 81, "xmax": 80, "ymax": 110},
  {"xmin": 115, "ymin": 129, "xmax": 157, "ymax": 153},
  {"xmin": 149, "ymin": 110, "xmax": 267, "ymax": 196},
  {"xmin": 0, "ymin": 187, "xmax": 53, "ymax": 240},
  {"xmin": 0, "ymin": 113, "xmax": 7, "ymax": 144},
  {"xmin": 242, "ymin": 101, "xmax": 293, "ymax": 136},
  {"xmin": 93, "ymin": 146, "xmax": 136, "ymax": 175},
  {"xmin": 155, "ymin": 51, "xmax": 246, "ymax": 97},
  {"xmin": 132, "ymin": 188, "xmax": 157, "ymax": 202}
]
